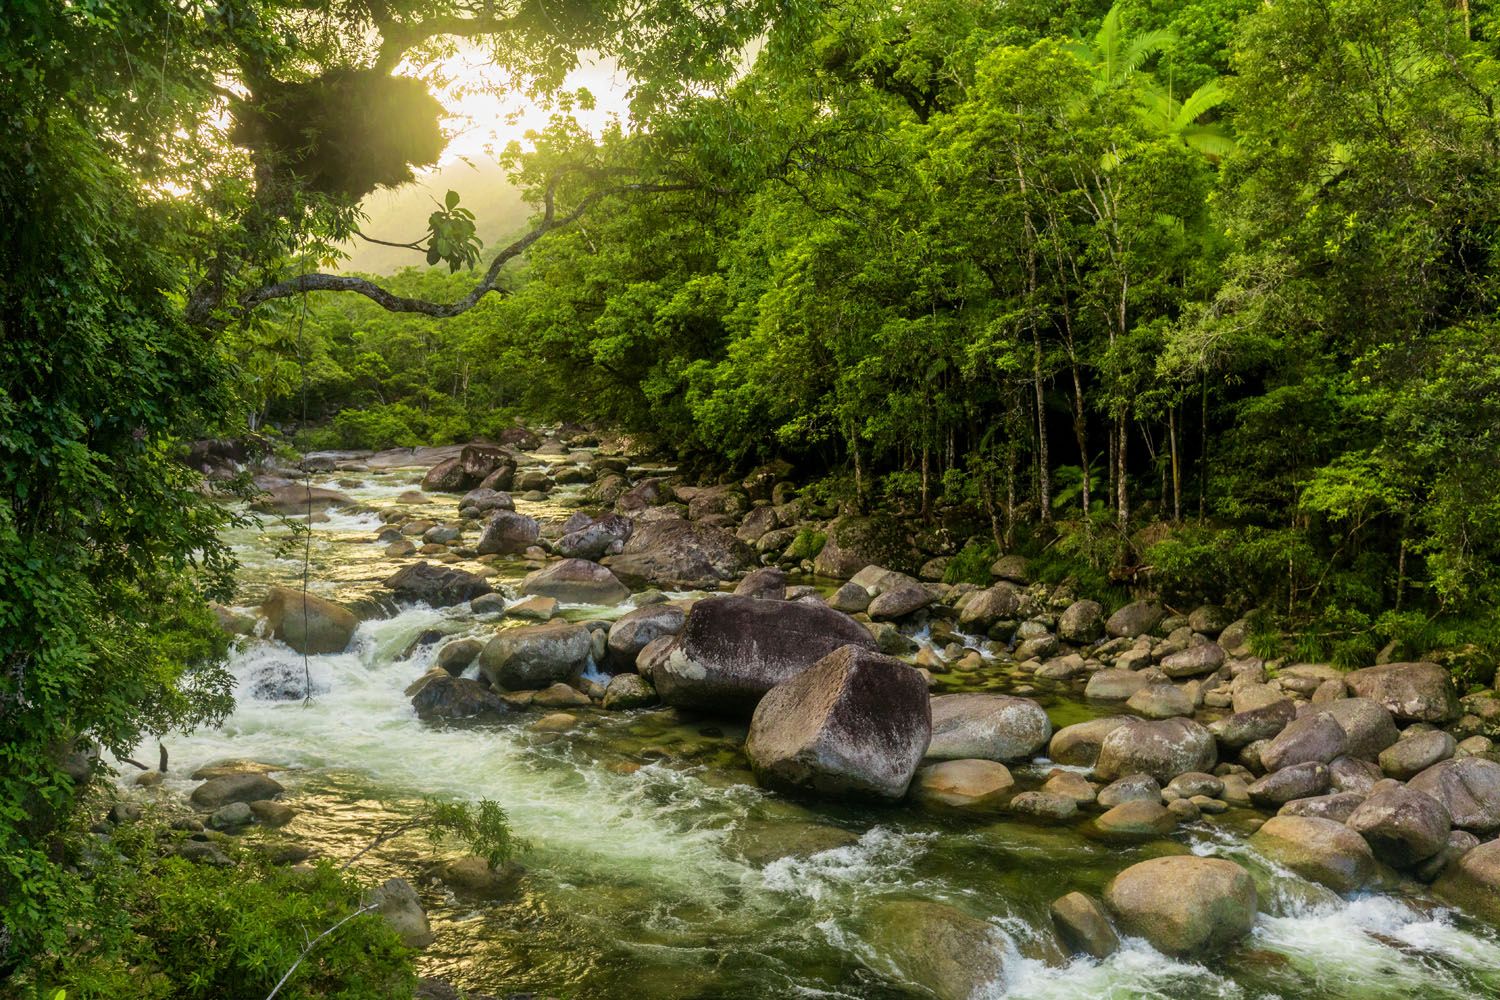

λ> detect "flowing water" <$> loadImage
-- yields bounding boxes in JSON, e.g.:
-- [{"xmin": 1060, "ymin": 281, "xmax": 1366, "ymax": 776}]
[{"xmin": 121, "ymin": 457, "xmax": 1500, "ymax": 999}]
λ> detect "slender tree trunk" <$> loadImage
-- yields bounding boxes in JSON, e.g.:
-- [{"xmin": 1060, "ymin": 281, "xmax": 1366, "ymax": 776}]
[
  {"xmin": 849, "ymin": 419, "xmax": 866, "ymax": 514},
  {"xmin": 1198, "ymin": 373, "xmax": 1208, "ymax": 521},
  {"xmin": 920, "ymin": 440, "xmax": 931, "ymax": 520},
  {"xmin": 1116, "ymin": 410, "xmax": 1129, "ymax": 530},
  {"xmin": 1169, "ymin": 403, "xmax": 1181, "ymax": 523},
  {"xmin": 1069, "ymin": 358, "xmax": 1089, "ymax": 519},
  {"xmin": 1033, "ymin": 326, "xmax": 1051, "ymax": 523}
]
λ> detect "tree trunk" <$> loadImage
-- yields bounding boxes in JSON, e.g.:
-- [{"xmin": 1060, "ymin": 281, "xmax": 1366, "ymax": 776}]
[
  {"xmin": 1116, "ymin": 410, "xmax": 1129, "ymax": 530},
  {"xmin": 1033, "ymin": 327, "xmax": 1051, "ymax": 523},
  {"xmin": 1198, "ymin": 373, "xmax": 1208, "ymax": 522},
  {"xmin": 1069, "ymin": 359, "xmax": 1089, "ymax": 519},
  {"xmin": 1169, "ymin": 403, "xmax": 1181, "ymax": 523}
]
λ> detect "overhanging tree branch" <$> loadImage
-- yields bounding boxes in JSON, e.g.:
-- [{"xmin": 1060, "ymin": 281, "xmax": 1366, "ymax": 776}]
[
  {"xmin": 236, "ymin": 180, "xmax": 706, "ymax": 319},
  {"xmin": 374, "ymin": 9, "xmax": 529, "ymax": 73}
]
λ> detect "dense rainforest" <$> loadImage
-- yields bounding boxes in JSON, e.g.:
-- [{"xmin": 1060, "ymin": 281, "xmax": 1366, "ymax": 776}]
[{"xmin": 4, "ymin": 0, "xmax": 1500, "ymax": 995}]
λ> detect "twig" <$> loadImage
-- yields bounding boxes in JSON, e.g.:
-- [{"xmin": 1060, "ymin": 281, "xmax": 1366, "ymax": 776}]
[{"xmin": 264, "ymin": 902, "xmax": 379, "ymax": 1000}]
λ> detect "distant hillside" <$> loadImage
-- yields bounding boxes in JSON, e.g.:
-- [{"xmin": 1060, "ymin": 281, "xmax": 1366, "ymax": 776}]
[{"xmin": 339, "ymin": 159, "xmax": 532, "ymax": 275}]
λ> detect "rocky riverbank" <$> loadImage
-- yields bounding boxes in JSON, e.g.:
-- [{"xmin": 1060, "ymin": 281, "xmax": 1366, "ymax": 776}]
[{"xmin": 153, "ymin": 427, "xmax": 1500, "ymax": 996}]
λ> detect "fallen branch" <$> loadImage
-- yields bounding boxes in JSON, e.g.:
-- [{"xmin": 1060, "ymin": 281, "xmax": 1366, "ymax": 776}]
[{"xmin": 264, "ymin": 901, "xmax": 379, "ymax": 1000}]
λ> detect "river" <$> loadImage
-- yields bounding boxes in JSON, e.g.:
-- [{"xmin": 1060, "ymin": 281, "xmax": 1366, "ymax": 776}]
[{"xmin": 123, "ymin": 454, "xmax": 1500, "ymax": 999}]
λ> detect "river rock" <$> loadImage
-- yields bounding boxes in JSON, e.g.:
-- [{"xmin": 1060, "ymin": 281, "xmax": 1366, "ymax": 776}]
[
  {"xmin": 1209, "ymin": 699, "xmax": 1296, "ymax": 749},
  {"xmin": 1048, "ymin": 717, "xmax": 1132, "ymax": 767},
  {"xmin": 957, "ymin": 583, "xmax": 1021, "ymax": 631},
  {"xmin": 1329, "ymin": 754, "xmax": 1384, "ymax": 794},
  {"xmin": 1250, "ymin": 815, "xmax": 1377, "ymax": 893},
  {"xmin": 605, "ymin": 604, "xmax": 687, "ymax": 669},
  {"xmin": 1344, "ymin": 662, "xmax": 1459, "ymax": 723},
  {"xmin": 1105, "ymin": 601, "xmax": 1166, "ymax": 639},
  {"xmin": 1318, "ymin": 697, "xmax": 1400, "ymax": 759},
  {"xmin": 1009, "ymin": 790, "xmax": 1079, "ymax": 822},
  {"xmin": 1085, "ymin": 669, "xmax": 1150, "ymax": 701},
  {"xmin": 1261, "ymin": 712, "xmax": 1348, "ymax": 772},
  {"xmin": 653, "ymin": 595, "xmax": 876, "ymax": 713},
  {"xmin": 1279, "ymin": 792, "xmax": 1365, "ymax": 823},
  {"xmin": 479, "ymin": 622, "xmax": 592, "ymax": 690},
  {"xmin": 865, "ymin": 899, "xmax": 1006, "ymax": 1000},
  {"xmin": 458, "ymin": 487, "xmax": 513, "ymax": 515},
  {"xmin": 1050, "ymin": 892, "xmax": 1119, "ymax": 960},
  {"xmin": 422, "ymin": 445, "xmax": 511, "ymax": 493},
  {"xmin": 437, "ymin": 638, "xmax": 483, "ymax": 674},
  {"xmin": 1058, "ymin": 600, "xmax": 1104, "ymax": 644},
  {"xmin": 745, "ymin": 645, "xmax": 930, "ymax": 800},
  {"xmin": 250, "ymin": 484, "xmax": 351, "ymax": 514},
  {"xmin": 1103, "ymin": 856, "xmax": 1257, "ymax": 955},
  {"xmin": 603, "ymin": 672, "xmax": 657, "ymax": 709},
  {"xmin": 411, "ymin": 675, "xmax": 514, "ymax": 721},
  {"xmin": 476, "ymin": 511, "xmax": 539, "ymax": 555},
  {"xmin": 1097, "ymin": 774, "xmax": 1162, "ymax": 809},
  {"xmin": 1379, "ymin": 730, "xmax": 1456, "ymax": 780},
  {"xmin": 384, "ymin": 562, "xmax": 492, "ymax": 606},
  {"xmin": 520, "ymin": 558, "xmax": 629, "ymax": 605},
  {"xmin": 927, "ymin": 694, "xmax": 1051, "ymax": 762},
  {"xmin": 868, "ymin": 582, "xmax": 935, "ymax": 620},
  {"xmin": 190, "ymin": 773, "xmax": 285, "ymax": 810},
  {"xmin": 1094, "ymin": 718, "xmax": 1217, "ymax": 783},
  {"xmin": 734, "ymin": 566, "xmax": 787, "ymax": 600},
  {"xmin": 1346, "ymin": 779, "xmax": 1453, "ymax": 866},
  {"xmin": 556, "ymin": 514, "xmax": 633, "ymax": 560},
  {"xmin": 1406, "ymin": 757, "xmax": 1500, "ymax": 833},
  {"xmin": 1127, "ymin": 683, "xmax": 1194, "ymax": 719},
  {"xmin": 911, "ymin": 759, "xmax": 1014, "ymax": 810},
  {"xmin": 1188, "ymin": 605, "xmax": 1232, "ymax": 636},
  {"xmin": 811, "ymin": 516, "xmax": 918, "ymax": 578},
  {"xmin": 607, "ymin": 519, "xmax": 754, "ymax": 590},
  {"xmin": 368, "ymin": 877, "xmax": 434, "ymax": 948},
  {"xmin": 250, "ymin": 799, "xmax": 295, "ymax": 827},
  {"xmin": 1094, "ymin": 800, "xmax": 1176, "ymax": 838},
  {"xmin": 1433, "ymin": 839, "xmax": 1500, "ymax": 922},
  {"xmin": 439, "ymin": 856, "xmax": 522, "ymax": 900},
  {"xmin": 1249, "ymin": 761, "xmax": 1330, "ymax": 806},
  {"xmin": 1160, "ymin": 643, "xmax": 1226, "ymax": 678},
  {"xmin": 259, "ymin": 586, "xmax": 357, "ymax": 655},
  {"xmin": 209, "ymin": 801, "xmax": 252, "ymax": 829}
]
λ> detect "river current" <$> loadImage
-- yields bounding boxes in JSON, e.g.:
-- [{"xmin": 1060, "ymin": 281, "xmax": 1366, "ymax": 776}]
[{"xmin": 120, "ymin": 457, "xmax": 1500, "ymax": 999}]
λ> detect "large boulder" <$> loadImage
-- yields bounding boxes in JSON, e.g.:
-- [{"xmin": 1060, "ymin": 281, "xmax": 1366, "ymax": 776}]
[
  {"xmin": 1094, "ymin": 718, "xmax": 1217, "ymax": 783},
  {"xmin": 421, "ymin": 444, "xmax": 511, "ymax": 493},
  {"xmin": 476, "ymin": 511, "xmax": 539, "ymax": 555},
  {"xmin": 926, "ymin": 694, "xmax": 1052, "ymax": 763},
  {"xmin": 1050, "ymin": 892, "xmax": 1120, "ymax": 960},
  {"xmin": 957, "ymin": 584, "xmax": 1022, "ymax": 632},
  {"xmin": 1248, "ymin": 762, "xmax": 1330, "ymax": 806},
  {"xmin": 1249, "ymin": 815, "xmax": 1377, "ymax": 894},
  {"xmin": 1260, "ymin": 712, "xmax": 1348, "ymax": 772},
  {"xmin": 259, "ymin": 586, "xmax": 357, "ymax": 655},
  {"xmin": 1344, "ymin": 662, "xmax": 1459, "ymax": 723},
  {"xmin": 733, "ymin": 566, "xmax": 787, "ymax": 600},
  {"xmin": 1379, "ymin": 730, "xmax": 1455, "ymax": 780},
  {"xmin": 479, "ymin": 622, "xmax": 592, "ymax": 691},
  {"xmin": 1103, "ymin": 857, "xmax": 1257, "ymax": 955},
  {"xmin": 367, "ymin": 877, "xmax": 434, "ymax": 948},
  {"xmin": 1319, "ymin": 698, "xmax": 1400, "ymax": 760},
  {"xmin": 811, "ymin": 516, "xmax": 918, "ymax": 578},
  {"xmin": 1345, "ymin": 779, "xmax": 1453, "ymax": 866},
  {"xmin": 521, "ymin": 558, "xmax": 629, "ymax": 605},
  {"xmin": 555, "ymin": 514, "xmax": 633, "ymax": 560},
  {"xmin": 605, "ymin": 604, "xmax": 687, "ymax": 670},
  {"xmin": 190, "ymin": 773, "xmax": 284, "ymax": 810},
  {"xmin": 410, "ymin": 675, "xmax": 515, "ymax": 721},
  {"xmin": 1159, "ymin": 643, "xmax": 1226, "ymax": 679},
  {"xmin": 1105, "ymin": 601, "xmax": 1166, "ymax": 639},
  {"xmin": 384, "ymin": 562, "xmax": 492, "ymax": 606},
  {"xmin": 1208, "ymin": 699, "xmax": 1296, "ymax": 750},
  {"xmin": 1057, "ymin": 600, "xmax": 1105, "ymax": 644},
  {"xmin": 1048, "ymin": 717, "xmax": 1132, "ymax": 767},
  {"xmin": 606, "ymin": 520, "xmax": 754, "ymax": 590},
  {"xmin": 1406, "ymin": 757, "xmax": 1500, "ymax": 834},
  {"xmin": 745, "ymin": 645, "xmax": 930, "ymax": 800},
  {"xmin": 615, "ymin": 477, "xmax": 675, "ymax": 514},
  {"xmin": 457, "ymin": 487, "xmax": 513, "ymax": 515},
  {"xmin": 864, "ymin": 900, "xmax": 1006, "ymax": 1000},
  {"xmin": 1432, "ymin": 839, "xmax": 1500, "ymax": 923},
  {"xmin": 251, "ymin": 484, "xmax": 352, "ymax": 514},
  {"xmin": 910, "ymin": 759, "xmax": 1015, "ymax": 810},
  {"xmin": 652, "ymin": 596, "xmax": 876, "ymax": 713}
]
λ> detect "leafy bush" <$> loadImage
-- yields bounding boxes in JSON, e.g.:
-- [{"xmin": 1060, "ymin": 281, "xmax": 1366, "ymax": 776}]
[
  {"xmin": 785, "ymin": 528, "xmax": 827, "ymax": 561},
  {"xmin": 943, "ymin": 539, "xmax": 997, "ymax": 585}
]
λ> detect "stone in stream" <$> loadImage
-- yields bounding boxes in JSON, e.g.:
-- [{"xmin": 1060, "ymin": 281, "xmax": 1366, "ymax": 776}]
[
  {"xmin": 867, "ymin": 581, "xmax": 935, "ymax": 620},
  {"xmin": 1009, "ymin": 791, "xmax": 1079, "ymax": 822},
  {"xmin": 438, "ymin": 856, "xmax": 523, "ymax": 900},
  {"xmin": 926, "ymin": 693, "xmax": 1051, "ymax": 763},
  {"xmin": 1344, "ymin": 662, "xmax": 1459, "ymax": 723},
  {"xmin": 745, "ymin": 645, "xmax": 931, "ymax": 800},
  {"xmin": 1208, "ymin": 699, "xmax": 1297, "ymax": 750},
  {"xmin": 1103, "ymin": 856, "xmax": 1258, "ymax": 955},
  {"xmin": 1050, "ymin": 892, "xmax": 1120, "ymax": 960},
  {"xmin": 811, "ymin": 515, "xmax": 919, "ymax": 578},
  {"xmin": 1278, "ymin": 792, "xmax": 1365, "ymax": 823},
  {"xmin": 533, "ymin": 681, "xmax": 590, "ymax": 707},
  {"xmin": 1126, "ymin": 683, "xmax": 1194, "ymax": 719},
  {"xmin": 384, "ymin": 562, "xmax": 492, "ymax": 606},
  {"xmin": 1093, "ymin": 718, "xmax": 1217, "ymax": 784},
  {"xmin": 606, "ymin": 519, "xmax": 754, "ymax": 591},
  {"xmin": 250, "ymin": 800, "xmax": 295, "ymax": 827},
  {"xmin": 1057, "ymin": 599, "xmax": 1105, "ymax": 644},
  {"xmin": 1085, "ymin": 669, "xmax": 1151, "ymax": 701},
  {"xmin": 956, "ymin": 583, "xmax": 1022, "ymax": 631},
  {"xmin": 555, "ymin": 514, "xmax": 633, "ymax": 560},
  {"xmin": 436, "ymin": 638, "xmax": 483, "ymax": 674},
  {"xmin": 476, "ymin": 511, "xmax": 539, "ymax": 555},
  {"xmin": 1159, "ymin": 643, "xmax": 1227, "ymax": 678},
  {"xmin": 191, "ymin": 773, "xmax": 285, "ymax": 810},
  {"xmin": 259, "ymin": 585, "xmax": 357, "ymax": 655},
  {"xmin": 1260, "ymin": 712, "xmax": 1348, "ymax": 772},
  {"xmin": 1093, "ymin": 800, "xmax": 1177, "ymax": 838},
  {"xmin": 1104, "ymin": 601, "xmax": 1166, "ymax": 639},
  {"xmin": 1096, "ymin": 774, "xmax": 1162, "ymax": 809},
  {"xmin": 506, "ymin": 596, "xmax": 557, "ymax": 621},
  {"xmin": 652, "ymin": 595, "xmax": 876, "ymax": 714},
  {"xmin": 1248, "ymin": 762, "xmax": 1331, "ymax": 807},
  {"xmin": 1379, "ymin": 730, "xmax": 1456, "ymax": 780},
  {"xmin": 250, "ymin": 484, "xmax": 351, "ymax": 514},
  {"xmin": 1047, "ymin": 717, "xmax": 1132, "ymax": 767},
  {"xmin": 1328, "ymin": 754, "xmax": 1384, "ymax": 795},
  {"xmin": 1318, "ymin": 697, "xmax": 1400, "ymax": 759},
  {"xmin": 1433, "ymin": 839, "xmax": 1500, "ymax": 923},
  {"xmin": 479, "ymin": 621, "xmax": 592, "ymax": 691},
  {"xmin": 209, "ymin": 801, "xmax": 252, "ymax": 829},
  {"xmin": 457, "ymin": 487, "xmax": 514, "ymax": 515},
  {"xmin": 864, "ymin": 899, "xmax": 1007, "ymax": 1000},
  {"xmin": 733, "ymin": 566, "xmax": 787, "ymax": 600},
  {"xmin": 910, "ymin": 759, "xmax": 1015, "ymax": 810},
  {"xmin": 367, "ymin": 877, "xmax": 435, "ymax": 948},
  {"xmin": 604, "ymin": 604, "xmax": 686, "ymax": 670},
  {"xmin": 410, "ymin": 675, "xmax": 515, "ymax": 721},
  {"xmin": 1405, "ymin": 757, "xmax": 1500, "ymax": 833},
  {"xmin": 1250, "ymin": 815, "xmax": 1377, "ymax": 894},
  {"xmin": 1345, "ymin": 779, "xmax": 1453, "ymax": 866},
  {"xmin": 520, "ymin": 558, "xmax": 629, "ymax": 605},
  {"xmin": 421, "ymin": 444, "xmax": 511, "ymax": 493},
  {"xmin": 602, "ymin": 672, "xmax": 657, "ymax": 710}
]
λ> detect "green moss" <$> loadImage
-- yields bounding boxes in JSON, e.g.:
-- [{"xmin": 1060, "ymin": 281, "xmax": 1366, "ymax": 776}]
[{"xmin": 785, "ymin": 529, "xmax": 827, "ymax": 561}]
